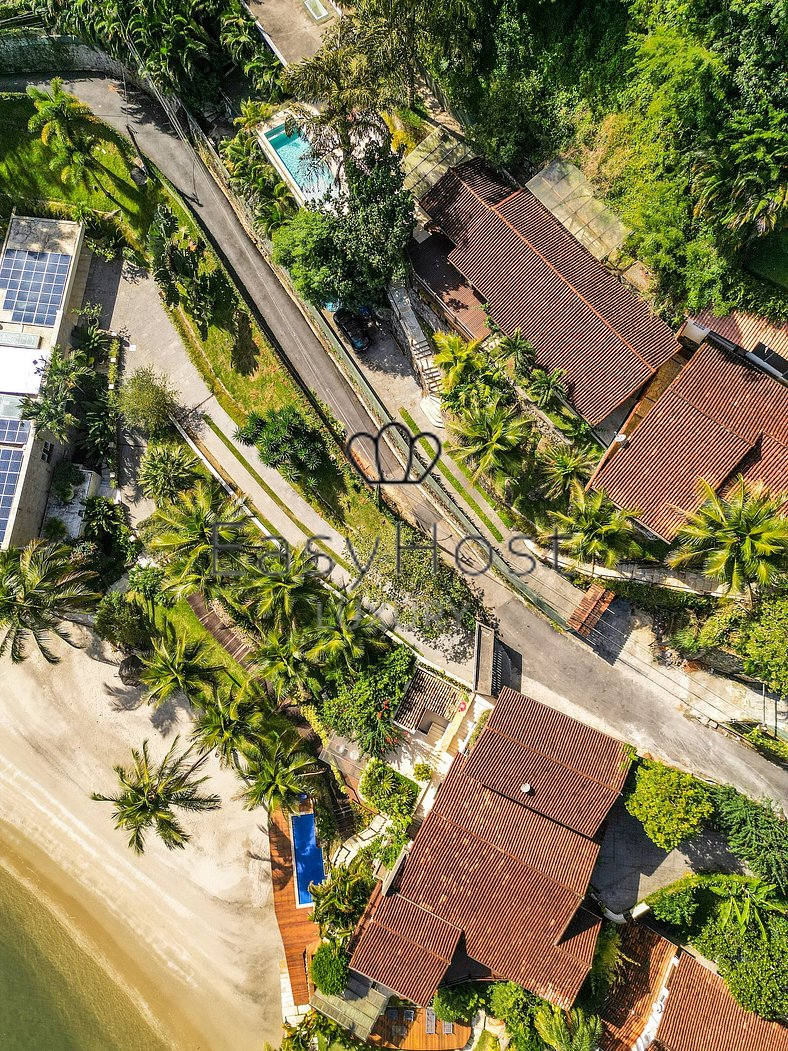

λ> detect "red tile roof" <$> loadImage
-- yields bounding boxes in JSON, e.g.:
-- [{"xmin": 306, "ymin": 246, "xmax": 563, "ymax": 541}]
[
  {"xmin": 600, "ymin": 924, "xmax": 678, "ymax": 1051},
  {"xmin": 465, "ymin": 687, "xmax": 629, "ymax": 837},
  {"xmin": 690, "ymin": 309, "xmax": 788, "ymax": 358},
  {"xmin": 591, "ymin": 339, "xmax": 788, "ymax": 539},
  {"xmin": 350, "ymin": 689, "xmax": 630, "ymax": 1008},
  {"xmin": 419, "ymin": 160, "xmax": 680, "ymax": 424},
  {"xmin": 656, "ymin": 954, "xmax": 788, "ymax": 1051}
]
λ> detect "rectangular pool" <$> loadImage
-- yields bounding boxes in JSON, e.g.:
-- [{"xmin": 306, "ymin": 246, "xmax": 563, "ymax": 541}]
[
  {"xmin": 264, "ymin": 123, "xmax": 335, "ymax": 203},
  {"xmin": 290, "ymin": 811, "xmax": 326, "ymax": 907}
]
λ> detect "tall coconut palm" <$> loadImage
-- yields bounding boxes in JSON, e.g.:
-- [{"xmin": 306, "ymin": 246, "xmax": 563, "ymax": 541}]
[
  {"xmin": 433, "ymin": 331, "xmax": 486, "ymax": 392},
  {"xmin": 239, "ymin": 732, "xmax": 318, "ymax": 813},
  {"xmin": 710, "ymin": 879, "xmax": 788, "ymax": 941},
  {"xmin": 544, "ymin": 480, "xmax": 639, "ymax": 573},
  {"xmin": 251, "ymin": 629, "xmax": 323, "ymax": 704},
  {"xmin": 534, "ymin": 1005, "xmax": 602, "ymax": 1051},
  {"xmin": 529, "ymin": 367, "xmax": 567, "ymax": 409},
  {"xmin": 145, "ymin": 480, "xmax": 258, "ymax": 597},
  {"xmin": 668, "ymin": 477, "xmax": 788, "ymax": 598},
  {"xmin": 139, "ymin": 629, "xmax": 221, "ymax": 708},
  {"xmin": 310, "ymin": 592, "xmax": 387, "ymax": 670},
  {"xmin": 450, "ymin": 398, "xmax": 534, "ymax": 483},
  {"xmin": 236, "ymin": 544, "xmax": 326, "ymax": 634},
  {"xmin": 27, "ymin": 77, "xmax": 96, "ymax": 153},
  {"xmin": 192, "ymin": 681, "xmax": 271, "ymax": 769},
  {"xmin": 281, "ymin": 18, "xmax": 386, "ymax": 166},
  {"xmin": 0, "ymin": 541, "xmax": 99, "ymax": 664},
  {"xmin": 92, "ymin": 737, "xmax": 221, "ymax": 855},
  {"xmin": 539, "ymin": 445, "xmax": 598, "ymax": 501}
]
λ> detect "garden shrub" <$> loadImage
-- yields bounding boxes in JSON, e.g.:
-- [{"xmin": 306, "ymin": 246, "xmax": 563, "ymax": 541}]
[
  {"xmin": 80, "ymin": 497, "xmax": 141, "ymax": 586},
  {"xmin": 235, "ymin": 406, "xmax": 327, "ymax": 489},
  {"xmin": 736, "ymin": 589, "xmax": 788, "ymax": 698},
  {"xmin": 625, "ymin": 760, "xmax": 714, "ymax": 852},
  {"xmin": 647, "ymin": 881, "xmax": 699, "ymax": 930},
  {"xmin": 321, "ymin": 646, "xmax": 414, "ymax": 757},
  {"xmin": 694, "ymin": 913, "xmax": 788, "ymax": 1021},
  {"xmin": 310, "ymin": 942, "xmax": 349, "ymax": 996},
  {"xmin": 412, "ymin": 761, "xmax": 433, "ymax": 782},
  {"xmin": 51, "ymin": 460, "xmax": 84, "ymax": 504},
  {"xmin": 94, "ymin": 591, "xmax": 150, "ymax": 651},
  {"xmin": 432, "ymin": 982, "xmax": 488, "ymax": 1024},
  {"xmin": 118, "ymin": 365, "xmax": 178, "ymax": 437},
  {"xmin": 711, "ymin": 786, "xmax": 788, "ymax": 894},
  {"xmin": 359, "ymin": 759, "xmax": 418, "ymax": 824},
  {"xmin": 487, "ymin": 982, "xmax": 542, "ymax": 1050},
  {"xmin": 138, "ymin": 442, "xmax": 198, "ymax": 504}
]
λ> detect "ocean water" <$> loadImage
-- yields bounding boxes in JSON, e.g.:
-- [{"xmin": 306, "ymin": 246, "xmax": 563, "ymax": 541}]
[{"xmin": 0, "ymin": 860, "xmax": 173, "ymax": 1051}]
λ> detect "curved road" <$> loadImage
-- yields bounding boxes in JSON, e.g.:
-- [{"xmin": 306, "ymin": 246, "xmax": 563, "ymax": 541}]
[{"xmin": 4, "ymin": 73, "xmax": 786, "ymax": 806}]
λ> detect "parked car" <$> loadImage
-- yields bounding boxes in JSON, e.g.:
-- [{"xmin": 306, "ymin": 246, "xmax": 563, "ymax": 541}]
[{"xmin": 334, "ymin": 307, "xmax": 371, "ymax": 352}]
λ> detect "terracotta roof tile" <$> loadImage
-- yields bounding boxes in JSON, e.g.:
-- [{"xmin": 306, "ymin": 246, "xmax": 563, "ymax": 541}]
[
  {"xmin": 395, "ymin": 669, "xmax": 465, "ymax": 732},
  {"xmin": 657, "ymin": 954, "xmax": 788, "ymax": 1051},
  {"xmin": 419, "ymin": 160, "xmax": 679, "ymax": 424},
  {"xmin": 592, "ymin": 340, "xmax": 788, "ymax": 539}
]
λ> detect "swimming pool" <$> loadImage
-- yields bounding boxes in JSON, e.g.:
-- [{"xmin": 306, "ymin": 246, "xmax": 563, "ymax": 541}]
[
  {"xmin": 263, "ymin": 124, "xmax": 335, "ymax": 203},
  {"xmin": 290, "ymin": 811, "xmax": 326, "ymax": 907}
]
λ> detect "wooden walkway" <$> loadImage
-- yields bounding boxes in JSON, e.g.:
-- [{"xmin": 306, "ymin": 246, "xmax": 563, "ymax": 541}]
[
  {"xmin": 187, "ymin": 592, "xmax": 253, "ymax": 665},
  {"xmin": 370, "ymin": 1004, "xmax": 472, "ymax": 1051},
  {"xmin": 270, "ymin": 805, "xmax": 320, "ymax": 1007}
]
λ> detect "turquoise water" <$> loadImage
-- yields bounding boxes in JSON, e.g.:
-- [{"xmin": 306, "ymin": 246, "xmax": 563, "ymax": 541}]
[
  {"xmin": 264, "ymin": 124, "xmax": 334, "ymax": 201},
  {"xmin": 0, "ymin": 859, "xmax": 173, "ymax": 1051},
  {"xmin": 291, "ymin": 812, "xmax": 326, "ymax": 906}
]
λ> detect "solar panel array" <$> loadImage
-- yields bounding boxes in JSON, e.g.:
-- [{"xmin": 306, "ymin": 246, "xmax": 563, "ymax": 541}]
[
  {"xmin": 0, "ymin": 447, "xmax": 23, "ymax": 544},
  {"xmin": 0, "ymin": 418, "xmax": 30, "ymax": 446},
  {"xmin": 0, "ymin": 249, "xmax": 71, "ymax": 327}
]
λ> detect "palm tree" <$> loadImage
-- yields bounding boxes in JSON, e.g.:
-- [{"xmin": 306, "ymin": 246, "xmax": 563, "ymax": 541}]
[
  {"xmin": 534, "ymin": 1005, "xmax": 602, "ymax": 1051},
  {"xmin": 92, "ymin": 737, "xmax": 221, "ymax": 855},
  {"xmin": 219, "ymin": 8, "xmax": 260, "ymax": 65},
  {"xmin": 544, "ymin": 480, "xmax": 639, "ymax": 573},
  {"xmin": 139, "ymin": 629, "xmax": 220, "ymax": 708},
  {"xmin": 450, "ymin": 398, "xmax": 534, "ymax": 482},
  {"xmin": 310, "ymin": 856, "xmax": 375, "ymax": 945},
  {"xmin": 281, "ymin": 18, "xmax": 386, "ymax": 166},
  {"xmin": 137, "ymin": 442, "xmax": 198, "ymax": 505},
  {"xmin": 432, "ymin": 331, "xmax": 485, "ymax": 392},
  {"xmin": 21, "ymin": 345, "xmax": 91, "ymax": 441},
  {"xmin": 251, "ymin": 630, "xmax": 323, "ymax": 704},
  {"xmin": 310, "ymin": 592, "xmax": 387, "ymax": 670},
  {"xmin": 27, "ymin": 77, "xmax": 95, "ymax": 153},
  {"xmin": 145, "ymin": 480, "xmax": 258, "ymax": 597},
  {"xmin": 235, "ymin": 544, "xmax": 326, "ymax": 634},
  {"xmin": 498, "ymin": 328, "xmax": 537, "ymax": 378},
  {"xmin": 239, "ymin": 732, "xmax": 318, "ymax": 813},
  {"xmin": 0, "ymin": 541, "xmax": 99, "ymax": 664},
  {"xmin": 668, "ymin": 477, "xmax": 788, "ymax": 599},
  {"xmin": 540, "ymin": 445, "xmax": 597, "ymax": 501},
  {"xmin": 529, "ymin": 367, "xmax": 568, "ymax": 409},
  {"xmin": 711, "ymin": 879, "xmax": 788, "ymax": 941},
  {"xmin": 192, "ymin": 681, "xmax": 271, "ymax": 769}
]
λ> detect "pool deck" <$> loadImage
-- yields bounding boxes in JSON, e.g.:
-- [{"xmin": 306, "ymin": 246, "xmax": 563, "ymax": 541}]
[{"xmin": 270, "ymin": 805, "xmax": 321, "ymax": 1007}]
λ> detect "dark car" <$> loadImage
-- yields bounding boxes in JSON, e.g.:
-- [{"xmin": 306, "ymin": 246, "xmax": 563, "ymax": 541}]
[{"xmin": 334, "ymin": 307, "xmax": 371, "ymax": 352}]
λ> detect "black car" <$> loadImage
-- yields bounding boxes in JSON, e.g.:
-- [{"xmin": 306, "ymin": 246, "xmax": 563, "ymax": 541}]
[{"xmin": 334, "ymin": 308, "xmax": 371, "ymax": 352}]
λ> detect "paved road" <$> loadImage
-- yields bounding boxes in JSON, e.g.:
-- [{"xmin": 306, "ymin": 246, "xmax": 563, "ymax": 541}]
[{"xmin": 6, "ymin": 73, "xmax": 787, "ymax": 806}]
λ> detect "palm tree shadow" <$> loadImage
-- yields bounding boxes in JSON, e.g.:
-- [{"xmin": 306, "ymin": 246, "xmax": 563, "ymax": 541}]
[
  {"xmin": 149, "ymin": 693, "xmax": 194, "ymax": 734},
  {"xmin": 104, "ymin": 683, "xmax": 146, "ymax": 712}
]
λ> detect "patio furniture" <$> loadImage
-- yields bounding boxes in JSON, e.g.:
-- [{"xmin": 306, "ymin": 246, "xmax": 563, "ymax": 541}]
[
  {"xmin": 425, "ymin": 1008, "xmax": 437, "ymax": 1035},
  {"xmin": 443, "ymin": 1021, "xmax": 454, "ymax": 1035}
]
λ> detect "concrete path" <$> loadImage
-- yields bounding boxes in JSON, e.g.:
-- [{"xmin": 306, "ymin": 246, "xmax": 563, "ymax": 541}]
[{"xmin": 8, "ymin": 72, "xmax": 787, "ymax": 806}]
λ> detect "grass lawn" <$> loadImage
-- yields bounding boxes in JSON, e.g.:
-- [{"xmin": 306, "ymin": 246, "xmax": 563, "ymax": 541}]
[
  {"xmin": 747, "ymin": 232, "xmax": 788, "ymax": 291},
  {"xmin": 154, "ymin": 600, "xmax": 249, "ymax": 687},
  {"xmin": 0, "ymin": 92, "xmax": 162, "ymax": 251}
]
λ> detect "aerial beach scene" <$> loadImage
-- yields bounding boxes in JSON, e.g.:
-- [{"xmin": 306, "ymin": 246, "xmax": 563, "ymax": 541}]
[{"xmin": 0, "ymin": 0, "xmax": 787, "ymax": 1050}]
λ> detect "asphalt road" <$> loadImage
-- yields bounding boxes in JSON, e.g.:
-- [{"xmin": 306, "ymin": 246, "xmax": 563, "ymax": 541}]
[{"xmin": 5, "ymin": 73, "xmax": 787, "ymax": 805}]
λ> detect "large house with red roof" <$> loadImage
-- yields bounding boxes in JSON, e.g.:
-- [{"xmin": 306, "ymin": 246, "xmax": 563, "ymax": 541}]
[{"xmin": 348, "ymin": 687, "xmax": 630, "ymax": 1009}]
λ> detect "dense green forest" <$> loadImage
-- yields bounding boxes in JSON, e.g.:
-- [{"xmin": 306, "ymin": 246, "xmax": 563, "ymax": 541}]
[{"xmin": 423, "ymin": 0, "xmax": 788, "ymax": 318}]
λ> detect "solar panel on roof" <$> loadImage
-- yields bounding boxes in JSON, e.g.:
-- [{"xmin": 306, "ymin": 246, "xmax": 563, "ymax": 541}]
[
  {"xmin": 0, "ymin": 446, "xmax": 23, "ymax": 543},
  {"xmin": 0, "ymin": 418, "xmax": 30, "ymax": 445},
  {"xmin": 0, "ymin": 249, "xmax": 71, "ymax": 327}
]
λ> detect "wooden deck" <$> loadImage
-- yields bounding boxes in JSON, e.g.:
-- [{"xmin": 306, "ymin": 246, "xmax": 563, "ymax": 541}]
[
  {"xmin": 269, "ymin": 806, "xmax": 320, "ymax": 1006},
  {"xmin": 370, "ymin": 1004, "xmax": 472, "ymax": 1051},
  {"xmin": 600, "ymin": 923, "xmax": 678, "ymax": 1051}
]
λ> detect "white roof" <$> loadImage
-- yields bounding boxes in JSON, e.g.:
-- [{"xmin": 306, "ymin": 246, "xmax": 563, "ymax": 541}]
[{"xmin": 0, "ymin": 346, "xmax": 43, "ymax": 396}]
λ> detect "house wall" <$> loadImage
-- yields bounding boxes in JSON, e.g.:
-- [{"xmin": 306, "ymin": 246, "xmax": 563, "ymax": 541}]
[{"xmin": 5, "ymin": 437, "xmax": 62, "ymax": 549}]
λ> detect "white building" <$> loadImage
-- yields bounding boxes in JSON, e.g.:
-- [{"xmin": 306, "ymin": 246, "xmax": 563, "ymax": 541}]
[{"xmin": 0, "ymin": 215, "xmax": 86, "ymax": 549}]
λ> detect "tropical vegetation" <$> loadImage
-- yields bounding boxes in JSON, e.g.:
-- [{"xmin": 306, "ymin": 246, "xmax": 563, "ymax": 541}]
[{"xmin": 625, "ymin": 760, "xmax": 714, "ymax": 852}]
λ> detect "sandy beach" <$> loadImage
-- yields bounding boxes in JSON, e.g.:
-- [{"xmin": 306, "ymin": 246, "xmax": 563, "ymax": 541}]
[{"xmin": 0, "ymin": 625, "xmax": 284, "ymax": 1051}]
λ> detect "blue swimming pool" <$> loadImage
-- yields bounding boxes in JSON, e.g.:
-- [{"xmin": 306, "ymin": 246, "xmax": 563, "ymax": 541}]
[
  {"xmin": 291, "ymin": 811, "xmax": 326, "ymax": 907},
  {"xmin": 264, "ymin": 124, "xmax": 335, "ymax": 203}
]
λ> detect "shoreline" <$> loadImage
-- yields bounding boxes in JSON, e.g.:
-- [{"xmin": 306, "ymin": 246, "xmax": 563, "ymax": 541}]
[{"xmin": 0, "ymin": 627, "xmax": 285, "ymax": 1051}]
